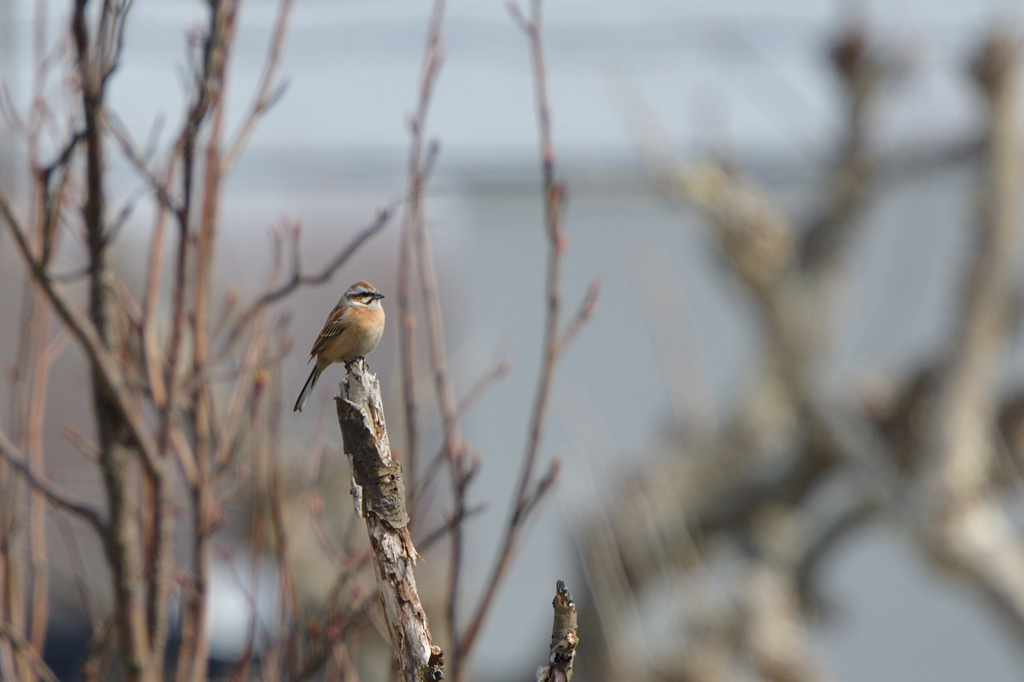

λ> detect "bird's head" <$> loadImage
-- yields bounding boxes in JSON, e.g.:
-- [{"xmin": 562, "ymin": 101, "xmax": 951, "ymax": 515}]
[{"xmin": 343, "ymin": 281, "xmax": 385, "ymax": 309}]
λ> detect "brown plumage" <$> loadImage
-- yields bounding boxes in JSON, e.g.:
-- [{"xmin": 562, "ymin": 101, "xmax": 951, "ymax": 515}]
[{"xmin": 293, "ymin": 281, "xmax": 385, "ymax": 412}]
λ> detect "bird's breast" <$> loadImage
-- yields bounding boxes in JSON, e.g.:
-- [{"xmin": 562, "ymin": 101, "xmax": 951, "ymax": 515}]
[{"xmin": 346, "ymin": 306, "xmax": 385, "ymax": 360}]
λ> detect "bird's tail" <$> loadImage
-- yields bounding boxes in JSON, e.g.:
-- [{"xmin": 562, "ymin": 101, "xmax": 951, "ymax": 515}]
[{"xmin": 293, "ymin": 364, "xmax": 320, "ymax": 412}]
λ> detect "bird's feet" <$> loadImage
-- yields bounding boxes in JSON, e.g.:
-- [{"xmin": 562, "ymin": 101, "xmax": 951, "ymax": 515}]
[{"xmin": 344, "ymin": 356, "xmax": 368, "ymax": 372}]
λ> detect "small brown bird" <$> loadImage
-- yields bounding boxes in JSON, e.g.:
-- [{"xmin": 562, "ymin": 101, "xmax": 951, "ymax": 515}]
[{"xmin": 293, "ymin": 281, "xmax": 385, "ymax": 412}]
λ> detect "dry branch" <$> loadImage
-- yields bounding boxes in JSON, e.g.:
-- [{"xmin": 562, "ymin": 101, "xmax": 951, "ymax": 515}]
[
  {"xmin": 335, "ymin": 360, "xmax": 443, "ymax": 682},
  {"xmin": 3, "ymin": 0, "xmax": 396, "ymax": 677},
  {"xmin": 224, "ymin": 198, "xmax": 400, "ymax": 351},
  {"xmin": 0, "ymin": 621, "xmax": 59, "ymax": 682},
  {"xmin": 0, "ymin": 430, "xmax": 106, "ymax": 533},
  {"xmin": 799, "ymin": 24, "xmax": 881, "ymax": 274},
  {"xmin": 399, "ymin": 0, "xmax": 447, "ymax": 496},
  {"xmin": 0, "ymin": 193, "xmax": 163, "ymax": 475},
  {"xmin": 222, "ymin": 0, "xmax": 296, "ymax": 171},
  {"xmin": 581, "ymin": 23, "xmax": 917, "ymax": 682},
  {"xmin": 920, "ymin": 30, "xmax": 1024, "ymax": 640},
  {"xmin": 741, "ymin": 563, "xmax": 832, "ymax": 682},
  {"xmin": 459, "ymin": 4, "xmax": 599, "ymax": 672},
  {"xmin": 536, "ymin": 580, "xmax": 579, "ymax": 682}
]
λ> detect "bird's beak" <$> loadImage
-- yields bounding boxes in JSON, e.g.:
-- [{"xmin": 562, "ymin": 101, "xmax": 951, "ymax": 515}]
[{"xmin": 373, "ymin": 292, "xmax": 385, "ymax": 300}]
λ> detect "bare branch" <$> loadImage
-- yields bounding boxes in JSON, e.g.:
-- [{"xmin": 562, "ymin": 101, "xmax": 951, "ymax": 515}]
[
  {"xmin": 418, "ymin": 504, "xmax": 487, "ymax": 553},
  {"xmin": 799, "ymin": 24, "xmax": 882, "ymax": 274},
  {"xmin": 222, "ymin": 0, "xmax": 297, "ymax": 171},
  {"xmin": 459, "ymin": 2, "xmax": 598, "ymax": 666},
  {"xmin": 457, "ymin": 357, "xmax": 514, "ymax": 418},
  {"xmin": 742, "ymin": 563, "xmax": 832, "ymax": 682},
  {"xmin": 102, "ymin": 183, "xmax": 148, "ymax": 248},
  {"xmin": 107, "ymin": 114, "xmax": 184, "ymax": 221},
  {"xmin": 212, "ymin": 315, "xmax": 271, "ymax": 471},
  {"xmin": 293, "ymin": 598, "xmax": 375, "ymax": 682},
  {"xmin": 555, "ymin": 278, "xmax": 601, "ymax": 355},
  {"xmin": 399, "ymin": 0, "xmax": 447, "ymax": 504},
  {"xmin": 62, "ymin": 426, "xmax": 100, "ymax": 463},
  {"xmin": 222, "ymin": 198, "xmax": 399, "ymax": 351},
  {"xmin": 920, "ymin": 30, "xmax": 1024, "ymax": 639},
  {"xmin": 0, "ymin": 621, "xmax": 59, "ymax": 682},
  {"xmin": 0, "ymin": 429, "xmax": 106, "ymax": 533},
  {"xmin": 0, "ymin": 193, "xmax": 163, "ymax": 474}
]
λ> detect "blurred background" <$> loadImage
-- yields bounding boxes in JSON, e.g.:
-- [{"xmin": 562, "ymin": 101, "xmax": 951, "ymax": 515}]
[{"xmin": 4, "ymin": 0, "xmax": 1024, "ymax": 680}]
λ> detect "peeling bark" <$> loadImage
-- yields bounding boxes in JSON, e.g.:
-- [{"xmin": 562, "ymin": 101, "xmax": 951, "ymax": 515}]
[{"xmin": 335, "ymin": 360, "xmax": 442, "ymax": 682}]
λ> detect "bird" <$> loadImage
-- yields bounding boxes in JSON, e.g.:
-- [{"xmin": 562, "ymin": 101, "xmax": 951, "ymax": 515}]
[{"xmin": 293, "ymin": 281, "xmax": 385, "ymax": 412}]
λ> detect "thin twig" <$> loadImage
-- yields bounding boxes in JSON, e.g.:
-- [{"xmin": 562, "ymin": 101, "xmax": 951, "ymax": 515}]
[
  {"xmin": 61, "ymin": 426, "xmax": 99, "ymax": 463},
  {"xmin": 222, "ymin": 198, "xmax": 400, "ymax": 351},
  {"xmin": 139, "ymin": 154, "xmax": 179, "ymax": 411},
  {"xmin": 799, "ymin": 25, "xmax": 880, "ymax": 274},
  {"xmin": 411, "ymin": 354, "xmax": 514, "ymax": 511},
  {"xmin": 212, "ymin": 313, "xmax": 270, "ymax": 471},
  {"xmin": 27, "ymin": 321, "xmax": 65, "ymax": 653},
  {"xmin": 400, "ymin": 0, "xmax": 447, "ymax": 505},
  {"xmin": 0, "ymin": 429, "xmax": 106, "ymax": 533},
  {"xmin": 180, "ymin": 2, "xmax": 241, "ymax": 679},
  {"xmin": 80, "ymin": 618, "xmax": 115, "ymax": 682},
  {"xmin": 418, "ymin": 504, "xmax": 487, "ymax": 553},
  {"xmin": 397, "ymin": 2, "xmax": 475, "ymax": 657},
  {"xmin": 107, "ymin": 115, "xmax": 185, "ymax": 221},
  {"xmin": 397, "ymin": 218, "xmax": 419, "ymax": 491},
  {"xmin": 409, "ymin": 119, "xmax": 466, "ymax": 665},
  {"xmin": 222, "ymin": 0, "xmax": 296, "ymax": 171},
  {"xmin": 293, "ymin": 598, "xmax": 376, "ymax": 682},
  {"xmin": 510, "ymin": 0, "xmax": 562, "ymax": 529},
  {"xmin": 457, "ymin": 357, "xmax": 514, "ymax": 418},
  {"xmin": 457, "ymin": 1, "xmax": 598, "ymax": 668},
  {"xmin": 555, "ymin": 278, "xmax": 601, "ymax": 354},
  {"xmin": 0, "ymin": 193, "xmax": 163, "ymax": 474},
  {"xmin": 102, "ymin": 183, "xmax": 148, "ymax": 248},
  {"xmin": 0, "ymin": 620, "xmax": 59, "ymax": 682},
  {"xmin": 52, "ymin": 511, "xmax": 100, "ymax": 628}
]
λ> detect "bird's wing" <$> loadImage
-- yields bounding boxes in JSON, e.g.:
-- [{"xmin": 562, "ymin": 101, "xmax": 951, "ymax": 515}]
[{"xmin": 310, "ymin": 305, "xmax": 349, "ymax": 357}]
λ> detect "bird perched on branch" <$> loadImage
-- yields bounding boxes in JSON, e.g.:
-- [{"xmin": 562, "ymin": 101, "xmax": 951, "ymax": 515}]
[{"xmin": 293, "ymin": 281, "xmax": 385, "ymax": 412}]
